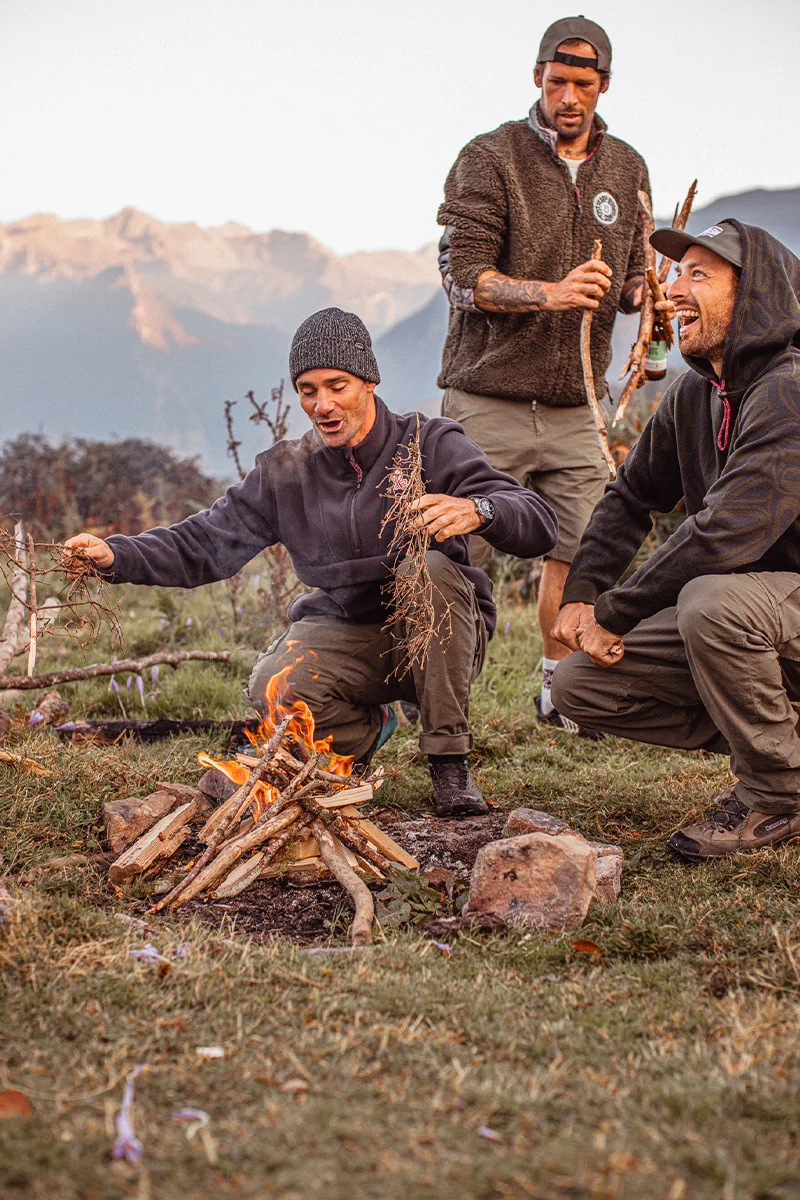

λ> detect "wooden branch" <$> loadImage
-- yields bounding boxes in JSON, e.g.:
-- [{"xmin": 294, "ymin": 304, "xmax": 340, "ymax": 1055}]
[
  {"xmin": 26, "ymin": 535, "xmax": 37, "ymax": 677},
  {"xmin": 580, "ymin": 238, "xmax": 616, "ymax": 479},
  {"xmin": 657, "ymin": 179, "xmax": 697, "ymax": 283},
  {"xmin": 56, "ymin": 716, "xmax": 257, "ymax": 744},
  {"xmin": 154, "ymin": 716, "xmax": 292, "ymax": 910},
  {"xmin": 0, "ymin": 650, "xmax": 231, "ymax": 691},
  {"xmin": 298, "ymin": 794, "xmax": 393, "ymax": 874},
  {"xmin": 0, "ymin": 747, "xmax": 51, "ymax": 776},
  {"xmin": 13, "ymin": 596, "xmax": 59, "ymax": 661},
  {"xmin": 613, "ymin": 191, "xmax": 657, "ymax": 427},
  {"xmin": 0, "ymin": 522, "xmax": 27, "ymax": 678},
  {"xmin": 646, "ymin": 268, "xmax": 674, "ymax": 349},
  {"xmin": 312, "ymin": 819, "xmax": 374, "ymax": 945},
  {"xmin": 213, "ymin": 814, "xmax": 314, "ymax": 899}
]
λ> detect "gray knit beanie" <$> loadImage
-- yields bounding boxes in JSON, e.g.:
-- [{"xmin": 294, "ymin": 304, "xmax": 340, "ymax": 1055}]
[{"xmin": 289, "ymin": 307, "xmax": 380, "ymax": 390}]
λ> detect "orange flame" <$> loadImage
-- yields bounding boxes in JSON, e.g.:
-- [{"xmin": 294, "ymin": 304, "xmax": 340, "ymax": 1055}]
[{"xmin": 197, "ymin": 656, "xmax": 353, "ymax": 816}]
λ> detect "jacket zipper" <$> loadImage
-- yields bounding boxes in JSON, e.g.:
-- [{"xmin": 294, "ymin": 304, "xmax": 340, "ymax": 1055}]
[{"xmin": 348, "ymin": 452, "xmax": 363, "ymax": 556}]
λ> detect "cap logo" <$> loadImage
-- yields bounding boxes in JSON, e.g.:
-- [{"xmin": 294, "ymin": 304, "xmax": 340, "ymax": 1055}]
[
  {"xmin": 593, "ymin": 191, "xmax": 618, "ymax": 226},
  {"xmin": 700, "ymin": 225, "xmax": 724, "ymax": 238}
]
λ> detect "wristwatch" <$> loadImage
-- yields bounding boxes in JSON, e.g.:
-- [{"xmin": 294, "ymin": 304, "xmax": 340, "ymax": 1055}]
[{"xmin": 469, "ymin": 496, "xmax": 495, "ymax": 530}]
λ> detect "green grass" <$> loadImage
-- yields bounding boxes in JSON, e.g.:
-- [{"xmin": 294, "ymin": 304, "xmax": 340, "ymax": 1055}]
[{"xmin": 2, "ymin": 575, "xmax": 800, "ymax": 1198}]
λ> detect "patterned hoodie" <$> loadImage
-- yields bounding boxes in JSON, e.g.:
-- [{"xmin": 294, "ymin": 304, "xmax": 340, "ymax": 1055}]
[
  {"xmin": 562, "ymin": 222, "xmax": 800, "ymax": 634},
  {"xmin": 437, "ymin": 102, "xmax": 649, "ymax": 406}
]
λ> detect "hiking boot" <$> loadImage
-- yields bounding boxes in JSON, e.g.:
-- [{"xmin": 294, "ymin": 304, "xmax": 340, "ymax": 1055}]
[
  {"xmin": 666, "ymin": 788, "xmax": 800, "ymax": 863},
  {"xmin": 397, "ymin": 700, "xmax": 420, "ymax": 726},
  {"xmin": 534, "ymin": 694, "xmax": 606, "ymax": 742},
  {"xmin": 428, "ymin": 755, "xmax": 489, "ymax": 818}
]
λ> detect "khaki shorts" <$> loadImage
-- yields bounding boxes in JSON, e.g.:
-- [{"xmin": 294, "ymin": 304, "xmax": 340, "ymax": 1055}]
[{"xmin": 444, "ymin": 387, "xmax": 609, "ymax": 563}]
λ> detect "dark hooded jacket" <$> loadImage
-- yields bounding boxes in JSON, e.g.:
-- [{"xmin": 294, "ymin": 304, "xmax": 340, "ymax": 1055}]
[
  {"xmin": 561, "ymin": 221, "xmax": 800, "ymax": 634},
  {"xmin": 105, "ymin": 397, "xmax": 558, "ymax": 637}
]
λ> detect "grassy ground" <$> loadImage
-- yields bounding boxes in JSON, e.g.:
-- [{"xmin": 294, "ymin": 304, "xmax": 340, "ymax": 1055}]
[{"xmin": 1, "ymin": 574, "xmax": 800, "ymax": 1199}]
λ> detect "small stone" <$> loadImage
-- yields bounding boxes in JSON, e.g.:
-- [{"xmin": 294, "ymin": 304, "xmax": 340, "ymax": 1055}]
[
  {"xmin": 156, "ymin": 782, "xmax": 211, "ymax": 817},
  {"xmin": 593, "ymin": 852, "xmax": 623, "ymax": 904},
  {"xmin": 197, "ymin": 767, "xmax": 238, "ymax": 802},
  {"xmin": 103, "ymin": 791, "xmax": 187, "ymax": 855},
  {"xmin": 466, "ymin": 833, "xmax": 596, "ymax": 929},
  {"xmin": 502, "ymin": 808, "xmax": 578, "ymax": 839}
]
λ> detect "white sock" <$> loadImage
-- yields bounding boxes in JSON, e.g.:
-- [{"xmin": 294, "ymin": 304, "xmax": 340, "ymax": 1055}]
[{"xmin": 540, "ymin": 657, "xmax": 558, "ymax": 716}]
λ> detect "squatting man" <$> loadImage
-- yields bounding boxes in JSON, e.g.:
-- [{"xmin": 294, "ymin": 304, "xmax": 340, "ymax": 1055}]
[
  {"xmin": 552, "ymin": 220, "xmax": 800, "ymax": 862},
  {"xmin": 67, "ymin": 308, "xmax": 557, "ymax": 817}
]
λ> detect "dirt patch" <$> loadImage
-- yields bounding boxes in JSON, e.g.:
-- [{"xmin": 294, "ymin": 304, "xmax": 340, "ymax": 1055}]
[{"xmin": 144, "ymin": 810, "xmax": 507, "ymax": 945}]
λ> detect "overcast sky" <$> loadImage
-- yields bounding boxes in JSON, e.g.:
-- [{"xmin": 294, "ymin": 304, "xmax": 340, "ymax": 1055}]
[{"xmin": 3, "ymin": 0, "xmax": 798, "ymax": 255}]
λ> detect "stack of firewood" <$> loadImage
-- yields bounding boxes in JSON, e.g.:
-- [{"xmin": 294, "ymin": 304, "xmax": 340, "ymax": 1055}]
[{"xmin": 107, "ymin": 714, "xmax": 417, "ymax": 945}]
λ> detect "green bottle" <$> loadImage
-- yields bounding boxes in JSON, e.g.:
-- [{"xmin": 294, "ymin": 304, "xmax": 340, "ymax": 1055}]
[{"xmin": 645, "ymin": 337, "xmax": 668, "ymax": 381}]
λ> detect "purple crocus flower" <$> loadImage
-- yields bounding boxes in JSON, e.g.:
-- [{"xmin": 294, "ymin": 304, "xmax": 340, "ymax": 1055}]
[
  {"xmin": 110, "ymin": 677, "xmax": 120, "ymax": 698},
  {"xmin": 111, "ymin": 1065, "xmax": 146, "ymax": 1164},
  {"xmin": 151, "ymin": 666, "xmax": 159, "ymax": 685},
  {"xmin": 29, "ymin": 711, "xmax": 45, "ymax": 726},
  {"xmin": 136, "ymin": 676, "xmax": 145, "ymax": 707},
  {"xmin": 126, "ymin": 675, "xmax": 133, "ymax": 692},
  {"xmin": 503, "ymin": 621, "xmax": 511, "ymax": 636}
]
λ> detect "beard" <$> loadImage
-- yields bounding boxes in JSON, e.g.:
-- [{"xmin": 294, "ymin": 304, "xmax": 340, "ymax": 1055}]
[
  {"xmin": 680, "ymin": 292, "xmax": 737, "ymax": 365},
  {"xmin": 551, "ymin": 106, "xmax": 591, "ymax": 140}
]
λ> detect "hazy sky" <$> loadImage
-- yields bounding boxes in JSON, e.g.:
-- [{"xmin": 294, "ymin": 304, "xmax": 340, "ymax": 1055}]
[{"xmin": 4, "ymin": 0, "xmax": 798, "ymax": 254}]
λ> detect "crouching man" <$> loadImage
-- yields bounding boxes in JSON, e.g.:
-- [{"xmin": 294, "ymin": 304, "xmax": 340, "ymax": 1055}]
[
  {"xmin": 551, "ymin": 220, "xmax": 800, "ymax": 861},
  {"xmin": 67, "ymin": 308, "xmax": 557, "ymax": 817}
]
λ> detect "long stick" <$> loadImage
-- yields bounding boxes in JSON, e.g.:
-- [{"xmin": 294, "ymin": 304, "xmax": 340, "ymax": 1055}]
[
  {"xmin": 0, "ymin": 523, "xmax": 28, "ymax": 678},
  {"xmin": 613, "ymin": 191, "xmax": 657, "ymax": 426},
  {"xmin": 646, "ymin": 268, "xmax": 674, "ymax": 349},
  {"xmin": 26, "ymin": 535, "xmax": 37, "ymax": 677},
  {"xmin": 0, "ymin": 650, "xmax": 231, "ymax": 691},
  {"xmin": 311, "ymin": 820, "xmax": 374, "ymax": 945},
  {"xmin": 657, "ymin": 179, "xmax": 697, "ymax": 283},
  {"xmin": 150, "ymin": 715, "xmax": 292, "ymax": 912},
  {"xmin": 580, "ymin": 238, "xmax": 616, "ymax": 479}
]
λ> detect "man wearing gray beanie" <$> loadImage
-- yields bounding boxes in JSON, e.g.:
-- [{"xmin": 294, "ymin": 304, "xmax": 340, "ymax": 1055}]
[{"xmin": 66, "ymin": 307, "xmax": 558, "ymax": 816}]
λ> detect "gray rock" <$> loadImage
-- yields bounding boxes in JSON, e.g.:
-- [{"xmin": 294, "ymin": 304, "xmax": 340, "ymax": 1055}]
[
  {"xmin": 502, "ymin": 808, "xmax": 578, "ymax": 839},
  {"xmin": 466, "ymin": 833, "xmax": 597, "ymax": 929},
  {"xmin": 198, "ymin": 767, "xmax": 238, "ymax": 802}
]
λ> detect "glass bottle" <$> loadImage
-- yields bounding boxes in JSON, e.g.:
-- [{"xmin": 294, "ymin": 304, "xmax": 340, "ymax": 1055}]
[{"xmin": 645, "ymin": 337, "xmax": 668, "ymax": 381}]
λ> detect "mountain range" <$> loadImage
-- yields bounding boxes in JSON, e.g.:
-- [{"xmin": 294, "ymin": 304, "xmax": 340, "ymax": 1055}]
[{"xmin": 1, "ymin": 186, "xmax": 797, "ymax": 474}]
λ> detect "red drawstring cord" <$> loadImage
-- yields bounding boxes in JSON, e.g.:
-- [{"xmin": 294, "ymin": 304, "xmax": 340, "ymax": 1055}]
[{"xmin": 712, "ymin": 378, "xmax": 731, "ymax": 451}]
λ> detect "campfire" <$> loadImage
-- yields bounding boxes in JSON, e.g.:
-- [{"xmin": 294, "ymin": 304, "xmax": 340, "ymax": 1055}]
[{"xmin": 106, "ymin": 664, "xmax": 417, "ymax": 945}]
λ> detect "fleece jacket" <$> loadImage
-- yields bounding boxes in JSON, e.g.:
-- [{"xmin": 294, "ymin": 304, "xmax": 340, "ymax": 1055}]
[
  {"xmin": 437, "ymin": 103, "xmax": 649, "ymax": 406},
  {"xmin": 105, "ymin": 397, "xmax": 558, "ymax": 637},
  {"xmin": 562, "ymin": 221, "xmax": 800, "ymax": 634}
]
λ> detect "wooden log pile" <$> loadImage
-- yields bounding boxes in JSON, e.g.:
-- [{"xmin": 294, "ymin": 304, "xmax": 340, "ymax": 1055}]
[{"xmin": 106, "ymin": 716, "xmax": 417, "ymax": 945}]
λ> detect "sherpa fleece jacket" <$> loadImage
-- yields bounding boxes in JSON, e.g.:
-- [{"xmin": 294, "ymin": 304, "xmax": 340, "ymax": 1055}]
[
  {"xmin": 437, "ymin": 103, "xmax": 649, "ymax": 406},
  {"xmin": 105, "ymin": 397, "xmax": 558, "ymax": 637},
  {"xmin": 562, "ymin": 221, "xmax": 800, "ymax": 634}
]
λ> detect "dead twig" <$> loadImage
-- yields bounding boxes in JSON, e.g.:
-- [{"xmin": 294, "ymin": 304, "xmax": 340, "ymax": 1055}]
[
  {"xmin": 0, "ymin": 650, "xmax": 231, "ymax": 692},
  {"xmin": 0, "ymin": 522, "xmax": 27, "ymax": 677},
  {"xmin": 580, "ymin": 239, "xmax": 616, "ymax": 479},
  {"xmin": 26, "ymin": 534, "xmax": 37, "ymax": 677},
  {"xmin": 657, "ymin": 179, "xmax": 697, "ymax": 283},
  {"xmin": 614, "ymin": 190, "xmax": 657, "ymax": 426},
  {"xmin": 312, "ymin": 819, "xmax": 374, "ymax": 945},
  {"xmin": 646, "ymin": 268, "xmax": 674, "ymax": 349}
]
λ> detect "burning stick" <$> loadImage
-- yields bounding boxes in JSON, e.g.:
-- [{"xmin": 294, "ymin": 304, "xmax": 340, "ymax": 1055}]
[
  {"xmin": 580, "ymin": 238, "xmax": 616, "ymax": 479},
  {"xmin": 151, "ymin": 716, "xmax": 293, "ymax": 912},
  {"xmin": 312, "ymin": 819, "xmax": 374, "ymax": 945},
  {"xmin": 380, "ymin": 417, "xmax": 452, "ymax": 677}
]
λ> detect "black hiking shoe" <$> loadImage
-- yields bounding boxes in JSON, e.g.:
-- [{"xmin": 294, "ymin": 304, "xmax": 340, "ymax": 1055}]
[
  {"xmin": 666, "ymin": 788, "xmax": 800, "ymax": 863},
  {"xmin": 428, "ymin": 756, "xmax": 489, "ymax": 818},
  {"xmin": 534, "ymin": 694, "xmax": 606, "ymax": 742}
]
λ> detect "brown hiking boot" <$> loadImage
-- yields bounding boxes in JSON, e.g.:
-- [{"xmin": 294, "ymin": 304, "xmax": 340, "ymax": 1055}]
[
  {"xmin": 428, "ymin": 756, "xmax": 489, "ymax": 818},
  {"xmin": 666, "ymin": 789, "xmax": 800, "ymax": 863}
]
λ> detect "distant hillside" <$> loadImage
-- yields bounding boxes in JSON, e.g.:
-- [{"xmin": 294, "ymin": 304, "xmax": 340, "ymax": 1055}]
[{"xmin": 1, "ymin": 187, "xmax": 797, "ymax": 474}]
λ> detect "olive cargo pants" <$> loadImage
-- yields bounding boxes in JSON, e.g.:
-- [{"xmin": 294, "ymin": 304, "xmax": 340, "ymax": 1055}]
[
  {"xmin": 247, "ymin": 552, "xmax": 487, "ymax": 760},
  {"xmin": 552, "ymin": 573, "xmax": 800, "ymax": 814}
]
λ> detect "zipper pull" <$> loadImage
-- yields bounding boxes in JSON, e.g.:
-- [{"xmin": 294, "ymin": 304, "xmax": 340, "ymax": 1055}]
[{"xmin": 348, "ymin": 452, "xmax": 363, "ymax": 487}]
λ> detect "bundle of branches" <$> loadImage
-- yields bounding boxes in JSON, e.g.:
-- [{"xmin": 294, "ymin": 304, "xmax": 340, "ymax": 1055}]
[
  {"xmin": 379, "ymin": 417, "xmax": 452, "ymax": 677},
  {"xmin": 614, "ymin": 180, "xmax": 698, "ymax": 427},
  {"xmin": 0, "ymin": 519, "xmax": 121, "ymax": 678},
  {"xmin": 108, "ymin": 718, "xmax": 416, "ymax": 945}
]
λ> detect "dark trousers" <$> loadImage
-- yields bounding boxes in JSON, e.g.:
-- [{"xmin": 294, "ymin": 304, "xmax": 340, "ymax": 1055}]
[
  {"xmin": 246, "ymin": 552, "xmax": 487, "ymax": 760},
  {"xmin": 552, "ymin": 572, "xmax": 800, "ymax": 814}
]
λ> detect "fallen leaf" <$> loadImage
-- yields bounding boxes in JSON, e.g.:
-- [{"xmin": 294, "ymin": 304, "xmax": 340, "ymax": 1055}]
[
  {"xmin": 0, "ymin": 1089, "xmax": 30, "ymax": 1119},
  {"xmin": 571, "ymin": 938, "xmax": 601, "ymax": 960},
  {"xmin": 279, "ymin": 1078, "xmax": 308, "ymax": 1094},
  {"xmin": 195, "ymin": 1046, "xmax": 225, "ymax": 1059}
]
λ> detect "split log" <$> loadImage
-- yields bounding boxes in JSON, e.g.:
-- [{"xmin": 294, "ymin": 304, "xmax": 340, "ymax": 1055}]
[
  {"xmin": 56, "ymin": 717, "xmax": 257, "ymax": 745},
  {"xmin": 580, "ymin": 238, "xmax": 616, "ymax": 478},
  {"xmin": 338, "ymin": 806, "xmax": 419, "ymax": 869},
  {"xmin": 107, "ymin": 801, "xmax": 197, "ymax": 884},
  {"xmin": 0, "ymin": 650, "xmax": 232, "ymax": 691},
  {"xmin": 311, "ymin": 819, "xmax": 374, "ymax": 946},
  {"xmin": 614, "ymin": 190, "xmax": 657, "ymax": 426},
  {"xmin": 153, "ymin": 716, "xmax": 293, "ymax": 911},
  {"xmin": 0, "ymin": 523, "xmax": 27, "ymax": 678},
  {"xmin": 213, "ymin": 814, "xmax": 313, "ymax": 899}
]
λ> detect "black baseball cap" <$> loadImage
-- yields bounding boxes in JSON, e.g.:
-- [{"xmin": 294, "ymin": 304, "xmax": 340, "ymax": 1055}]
[
  {"xmin": 650, "ymin": 220, "xmax": 743, "ymax": 269},
  {"xmin": 537, "ymin": 16, "xmax": 612, "ymax": 72}
]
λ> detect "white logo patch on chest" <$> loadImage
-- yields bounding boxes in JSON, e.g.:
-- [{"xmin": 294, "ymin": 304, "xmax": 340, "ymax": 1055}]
[{"xmin": 593, "ymin": 191, "xmax": 619, "ymax": 226}]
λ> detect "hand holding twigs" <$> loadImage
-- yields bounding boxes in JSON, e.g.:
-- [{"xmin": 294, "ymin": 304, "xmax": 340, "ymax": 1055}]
[
  {"xmin": 411, "ymin": 494, "xmax": 483, "ymax": 542},
  {"xmin": 549, "ymin": 258, "xmax": 612, "ymax": 311},
  {"xmin": 63, "ymin": 533, "xmax": 115, "ymax": 572}
]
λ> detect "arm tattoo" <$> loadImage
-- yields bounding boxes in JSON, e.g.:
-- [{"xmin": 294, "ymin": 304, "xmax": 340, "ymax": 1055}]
[
  {"xmin": 474, "ymin": 269, "xmax": 549, "ymax": 313},
  {"xmin": 619, "ymin": 275, "xmax": 644, "ymax": 314}
]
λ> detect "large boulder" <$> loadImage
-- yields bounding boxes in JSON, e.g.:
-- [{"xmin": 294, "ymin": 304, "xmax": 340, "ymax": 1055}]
[{"xmin": 466, "ymin": 833, "xmax": 596, "ymax": 929}]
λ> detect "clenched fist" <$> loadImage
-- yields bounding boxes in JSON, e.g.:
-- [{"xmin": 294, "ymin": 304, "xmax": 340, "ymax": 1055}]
[{"xmin": 64, "ymin": 533, "xmax": 115, "ymax": 570}]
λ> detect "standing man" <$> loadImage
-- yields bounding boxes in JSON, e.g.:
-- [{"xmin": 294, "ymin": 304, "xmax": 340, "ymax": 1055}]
[
  {"xmin": 551, "ymin": 222, "xmax": 800, "ymax": 861},
  {"xmin": 438, "ymin": 15, "xmax": 671, "ymax": 735},
  {"xmin": 66, "ymin": 308, "xmax": 557, "ymax": 817}
]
